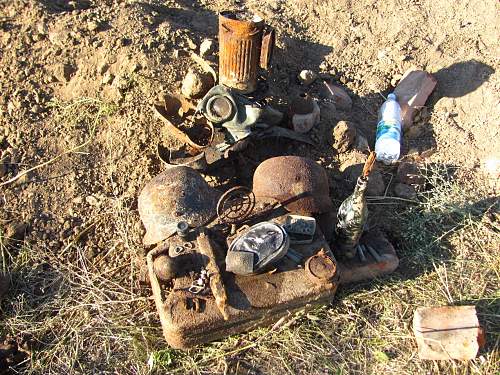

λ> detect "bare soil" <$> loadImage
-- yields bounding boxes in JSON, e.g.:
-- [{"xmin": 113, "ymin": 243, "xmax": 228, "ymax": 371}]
[{"xmin": 0, "ymin": 0, "xmax": 498, "ymax": 374}]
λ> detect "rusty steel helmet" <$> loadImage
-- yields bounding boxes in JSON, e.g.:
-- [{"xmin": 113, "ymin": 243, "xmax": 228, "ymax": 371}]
[
  {"xmin": 138, "ymin": 166, "xmax": 220, "ymax": 245},
  {"xmin": 252, "ymin": 156, "xmax": 334, "ymax": 214}
]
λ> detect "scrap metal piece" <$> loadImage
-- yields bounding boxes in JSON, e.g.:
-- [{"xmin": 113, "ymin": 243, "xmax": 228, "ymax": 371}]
[
  {"xmin": 138, "ymin": 167, "xmax": 220, "ymax": 246},
  {"xmin": 154, "ymin": 98, "xmax": 214, "ymax": 154},
  {"xmin": 253, "ymin": 156, "xmax": 334, "ymax": 214},
  {"xmin": 216, "ymin": 186, "xmax": 256, "ymax": 224},
  {"xmin": 413, "ymin": 306, "xmax": 485, "ymax": 360},
  {"xmin": 305, "ymin": 249, "xmax": 337, "ymax": 285},
  {"xmin": 157, "ymin": 143, "xmax": 208, "ymax": 171},
  {"xmin": 197, "ymin": 230, "xmax": 230, "ymax": 320}
]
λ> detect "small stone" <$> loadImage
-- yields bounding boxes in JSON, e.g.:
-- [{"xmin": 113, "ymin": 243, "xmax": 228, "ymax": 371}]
[
  {"xmin": 31, "ymin": 104, "xmax": 43, "ymax": 114},
  {"xmin": 323, "ymin": 82, "xmax": 352, "ymax": 111},
  {"xmin": 87, "ymin": 21, "xmax": 100, "ymax": 32},
  {"xmin": 102, "ymin": 71, "xmax": 115, "ymax": 85},
  {"xmin": 53, "ymin": 63, "xmax": 76, "ymax": 82},
  {"xmin": 181, "ymin": 69, "xmax": 213, "ymax": 99},
  {"xmin": 396, "ymin": 162, "xmax": 425, "ymax": 187},
  {"xmin": 85, "ymin": 195, "xmax": 99, "ymax": 205},
  {"xmin": 367, "ymin": 171, "xmax": 385, "ymax": 196},
  {"xmin": 199, "ymin": 38, "xmax": 215, "ymax": 57},
  {"xmin": 98, "ymin": 62, "xmax": 109, "ymax": 75},
  {"xmin": 333, "ymin": 120, "xmax": 357, "ymax": 153},
  {"xmin": 36, "ymin": 22, "xmax": 48, "ymax": 35},
  {"xmin": 186, "ymin": 37, "xmax": 197, "ymax": 50},
  {"xmin": 394, "ymin": 183, "xmax": 417, "ymax": 200},
  {"xmin": 298, "ymin": 70, "xmax": 317, "ymax": 86}
]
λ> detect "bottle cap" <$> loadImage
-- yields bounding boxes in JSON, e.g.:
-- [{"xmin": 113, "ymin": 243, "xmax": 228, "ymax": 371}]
[{"xmin": 388, "ymin": 93, "xmax": 396, "ymax": 101}]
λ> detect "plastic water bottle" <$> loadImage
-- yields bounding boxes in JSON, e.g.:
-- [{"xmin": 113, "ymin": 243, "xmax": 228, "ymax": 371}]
[{"xmin": 375, "ymin": 93, "xmax": 402, "ymax": 165}]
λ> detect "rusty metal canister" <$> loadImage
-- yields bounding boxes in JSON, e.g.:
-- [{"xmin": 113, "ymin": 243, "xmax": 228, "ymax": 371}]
[{"xmin": 219, "ymin": 11, "xmax": 274, "ymax": 94}]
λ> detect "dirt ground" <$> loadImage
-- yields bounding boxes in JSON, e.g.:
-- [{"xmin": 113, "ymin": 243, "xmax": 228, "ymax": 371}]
[{"xmin": 0, "ymin": 0, "xmax": 499, "ymax": 374}]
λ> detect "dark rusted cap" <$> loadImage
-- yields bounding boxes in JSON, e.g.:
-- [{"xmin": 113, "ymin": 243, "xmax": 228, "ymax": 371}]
[
  {"xmin": 252, "ymin": 156, "xmax": 334, "ymax": 214},
  {"xmin": 138, "ymin": 167, "xmax": 220, "ymax": 246},
  {"xmin": 305, "ymin": 250, "xmax": 337, "ymax": 285}
]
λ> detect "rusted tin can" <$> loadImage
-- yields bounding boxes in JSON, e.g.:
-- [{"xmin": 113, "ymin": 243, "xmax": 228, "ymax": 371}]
[{"xmin": 219, "ymin": 11, "xmax": 274, "ymax": 94}]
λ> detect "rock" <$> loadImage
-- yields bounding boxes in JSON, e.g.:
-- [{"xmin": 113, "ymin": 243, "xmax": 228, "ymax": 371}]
[
  {"xmin": 98, "ymin": 62, "xmax": 109, "ymax": 75},
  {"xmin": 298, "ymin": 70, "xmax": 317, "ymax": 86},
  {"xmin": 396, "ymin": 162, "xmax": 425, "ymax": 187},
  {"xmin": 413, "ymin": 306, "xmax": 484, "ymax": 360},
  {"xmin": 102, "ymin": 71, "xmax": 114, "ymax": 85},
  {"xmin": 394, "ymin": 183, "xmax": 417, "ymax": 200},
  {"xmin": 31, "ymin": 104, "xmax": 43, "ymax": 114},
  {"xmin": 394, "ymin": 70, "xmax": 437, "ymax": 129},
  {"xmin": 333, "ymin": 120, "xmax": 357, "ymax": 153},
  {"xmin": 85, "ymin": 195, "xmax": 99, "ymax": 206},
  {"xmin": 181, "ymin": 69, "xmax": 213, "ymax": 99},
  {"xmin": 53, "ymin": 63, "xmax": 75, "ymax": 82},
  {"xmin": 199, "ymin": 38, "xmax": 215, "ymax": 57},
  {"xmin": 87, "ymin": 21, "xmax": 100, "ymax": 32},
  {"xmin": 322, "ymin": 82, "xmax": 352, "ymax": 111},
  {"xmin": 367, "ymin": 171, "xmax": 385, "ymax": 196},
  {"xmin": 186, "ymin": 37, "xmax": 197, "ymax": 50}
]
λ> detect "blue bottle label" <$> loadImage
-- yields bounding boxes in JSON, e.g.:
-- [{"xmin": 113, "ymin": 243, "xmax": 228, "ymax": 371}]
[{"xmin": 376, "ymin": 120, "xmax": 401, "ymax": 141}]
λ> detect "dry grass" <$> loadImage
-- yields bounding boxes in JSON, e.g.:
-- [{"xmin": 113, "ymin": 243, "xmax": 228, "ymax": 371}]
[{"xmin": 0, "ymin": 102, "xmax": 499, "ymax": 374}]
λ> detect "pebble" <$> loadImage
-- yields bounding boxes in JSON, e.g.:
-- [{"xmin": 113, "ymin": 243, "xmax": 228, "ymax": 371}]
[
  {"xmin": 394, "ymin": 183, "xmax": 417, "ymax": 200},
  {"xmin": 31, "ymin": 104, "xmax": 43, "ymax": 114},
  {"xmin": 102, "ymin": 71, "xmax": 114, "ymax": 85},
  {"xmin": 85, "ymin": 195, "xmax": 99, "ymax": 206},
  {"xmin": 87, "ymin": 21, "xmax": 100, "ymax": 32},
  {"xmin": 199, "ymin": 38, "xmax": 215, "ymax": 57},
  {"xmin": 298, "ymin": 70, "xmax": 317, "ymax": 86}
]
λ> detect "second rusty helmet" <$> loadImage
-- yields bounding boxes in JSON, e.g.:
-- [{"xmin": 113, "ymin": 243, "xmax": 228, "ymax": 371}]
[
  {"xmin": 138, "ymin": 166, "xmax": 221, "ymax": 246},
  {"xmin": 252, "ymin": 156, "xmax": 334, "ymax": 214}
]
